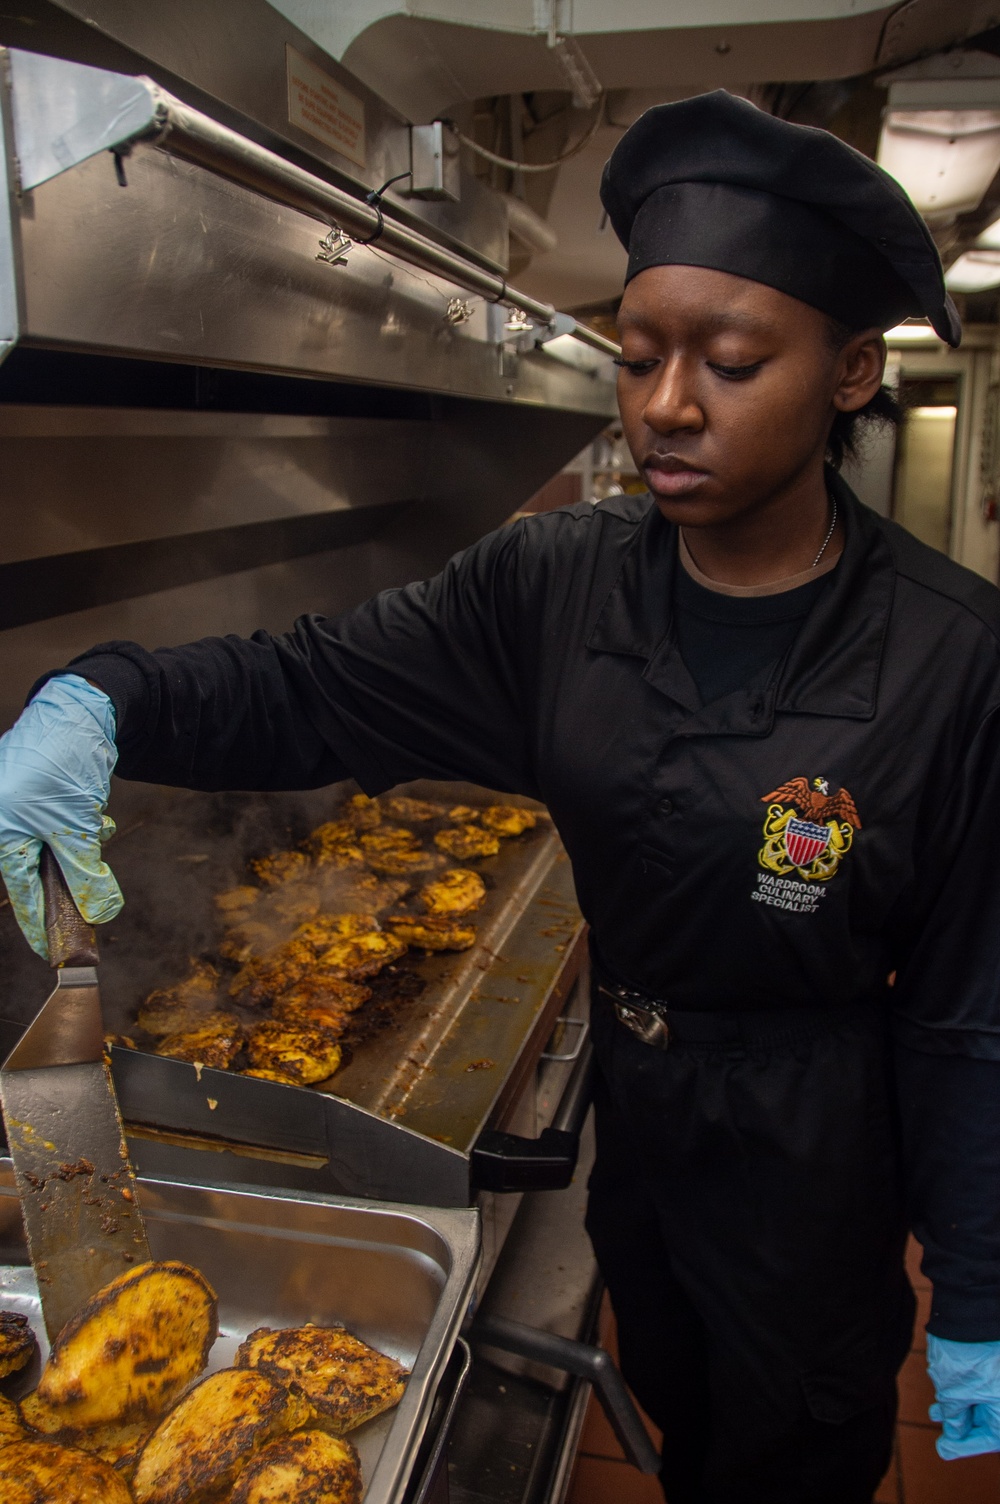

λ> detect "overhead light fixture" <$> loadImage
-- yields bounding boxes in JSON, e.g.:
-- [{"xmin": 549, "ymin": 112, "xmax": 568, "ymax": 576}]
[
  {"xmin": 876, "ymin": 58, "xmax": 1000, "ymax": 220},
  {"xmin": 883, "ymin": 321, "xmax": 944, "ymax": 342},
  {"xmin": 945, "ymin": 250, "xmax": 1000, "ymax": 292}
]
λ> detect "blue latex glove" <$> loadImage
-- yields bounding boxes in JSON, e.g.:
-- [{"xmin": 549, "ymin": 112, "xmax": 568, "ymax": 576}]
[
  {"xmin": 928, "ymin": 1333, "xmax": 1000, "ymax": 1460},
  {"xmin": 0, "ymin": 675, "xmax": 122, "ymax": 960}
]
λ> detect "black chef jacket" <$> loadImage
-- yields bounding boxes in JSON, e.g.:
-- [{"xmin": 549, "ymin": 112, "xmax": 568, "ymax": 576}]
[{"xmin": 63, "ymin": 469, "xmax": 1000, "ymax": 1340}]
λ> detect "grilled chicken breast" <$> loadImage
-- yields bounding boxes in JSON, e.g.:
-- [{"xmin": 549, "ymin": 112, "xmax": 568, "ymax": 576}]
[
  {"xmin": 293, "ymin": 915, "xmax": 380, "ymax": 948},
  {"xmin": 236, "ymin": 1324, "xmax": 407, "ymax": 1434},
  {"xmin": 434, "ymin": 825, "xmax": 500, "ymax": 860},
  {"xmin": 339, "ymin": 874, "xmax": 410, "ymax": 914},
  {"xmin": 479, "ymin": 806, "xmax": 537, "ymax": 837},
  {"xmin": 385, "ymin": 916, "xmax": 477, "ymax": 952},
  {"xmin": 132, "ymin": 1368, "xmax": 313, "ymax": 1504},
  {"xmin": 0, "ymin": 1312, "xmax": 36, "ymax": 1378},
  {"xmin": 154, "ymin": 1013, "xmax": 244, "ymax": 1069},
  {"xmin": 214, "ymin": 886, "xmax": 261, "ymax": 915},
  {"xmin": 419, "ymin": 869, "xmax": 486, "ymax": 918},
  {"xmin": 315, "ymin": 930, "xmax": 408, "ymax": 979},
  {"xmin": 34, "ymin": 1261, "xmax": 217, "ymax": 1427},
  {"xmin": 307, "ymin": 822, "xmax": 365, "ymax": 869},
  {"xmin": 0, "ymin": 1438, "xmax": 133, "ymax": 1503},
  {"xmin": 251, "ymin": 851, "xmax": 311, "ymax": 887},
  {"xmin": 228, "ymin": 1429, "xmax": 362, "ymax": 1504},
  {"xmin": 379, "ymin": 796, "xmax": 446, "ymax": 823},
  {"xmin": 137, "ymin": 963, "xmax": 221, "ymax": 1035},
  {"xmin": 20, "ymin": 1404, "xmax": 149, "ymax": 1469},
  {"xmin": 0, "ymin": 1393, "xmax": 26, "ymax": 1447},
  {"xmin": 341, "ymin": 794, "xmax": 382, "ymax": 830},
  {"xmin": 246, "ymin": 1022, "xmax": 342, "ymax": 1085}
]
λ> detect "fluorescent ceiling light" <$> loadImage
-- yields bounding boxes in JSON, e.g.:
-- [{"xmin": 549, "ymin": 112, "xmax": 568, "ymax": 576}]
[
  {"xmin": 883, "ymin": 322, "xmax": 943, "ymax": 342},
  {"xmin": 909, "ymin": 406, "xmax": 958, "ymax": 419},
  {"xmin": 877, "ymin": 109, "xmax": 1000, "ymax": 217},
  {"xmin": 945, "ymin": 250, "xmax": 1000, "ymax": 292}
]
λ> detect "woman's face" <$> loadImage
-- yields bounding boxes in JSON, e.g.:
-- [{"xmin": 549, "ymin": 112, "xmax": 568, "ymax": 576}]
[{"xmin": 615, "ymin": 264, "xmax": 885, "ymax": 527}]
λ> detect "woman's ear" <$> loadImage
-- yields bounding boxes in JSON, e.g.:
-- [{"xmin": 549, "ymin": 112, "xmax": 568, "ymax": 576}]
[{"xmin": 833, "ymin": 330, "xmax": 887, "ymax": 415}]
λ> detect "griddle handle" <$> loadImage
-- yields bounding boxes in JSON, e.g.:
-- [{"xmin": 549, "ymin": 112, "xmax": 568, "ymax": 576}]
[
  {"xmin": 40, "ymin": 845, "xmax": 99, "ymax": 968},
  {"xmin": 471, "ymin": 1038, "xmax": 593, "ymax": 1193},
  {"xmin": 472, "ymin": 1313, "xmax": 660, "ymax": 1475}
]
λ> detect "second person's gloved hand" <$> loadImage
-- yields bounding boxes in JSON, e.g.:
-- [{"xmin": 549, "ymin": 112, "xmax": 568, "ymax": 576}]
[
  {"xmin": 0, "ymin": 675, "xmax": 122, "ymax": 960},
  {"xmin": 928, "ymin": 1333, "xmax": 1000, "ymax": 1460}
]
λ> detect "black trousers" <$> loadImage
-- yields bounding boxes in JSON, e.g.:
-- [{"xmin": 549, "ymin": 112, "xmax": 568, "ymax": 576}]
[{"xmin": 585, "ymin": 989, "xmax": 916, "ymax": 1504}]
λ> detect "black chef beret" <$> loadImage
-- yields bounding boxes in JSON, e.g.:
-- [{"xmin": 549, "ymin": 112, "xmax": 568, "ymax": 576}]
[{"xmin": 600, "ymin": 90, "xmax": 961, "ymax": 347}]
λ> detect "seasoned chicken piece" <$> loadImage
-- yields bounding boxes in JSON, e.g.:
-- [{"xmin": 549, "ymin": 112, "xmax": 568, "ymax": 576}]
[
  {"xmin": 307, "ymin": 823, "xmax": 365, "ymax": 870},
  {"xmin": 314, "ymin": 930, "xmax": 407, "ymax": 980},
  {"xmin": 230, "ymin": 938, "xmax": 318, "ymax": 1007},
  {"xmin": 360, "ymin": 826, "xmax": 421, "ymax": 854},
  {"xmin": 20, "ymin": 1403, "xmax": 149, "ymax": 1468},
  {"xmin": 434, "ymin": 825, "xmax": 501, "ymax": 861},
  {"xmin": 132, "ymin": 1368, "xmax": 313, "ymax": 1504},
  {"xmin": 420, "ymin": 868, "xmax": 487, "ymax": 917},
  {"xmin": 385, "ymin": 915, "xmax": 477, "ymax": 952},
  {"xmin": 480, "ymin": 805, "xmax": 538, "ymax": 837},
  {"xmin": 380, "ymin": 796, "xmax": 446, "ymax": 823},
  {"xmin": 340, "ymin": 873, "xmax": 410, "ymax": 914},
  {"xmin": 364, "ymin": 848, "xmax": 439, "ymax": 877},
  {"xmin": 274, "ymin": 975, "xmax": 372, "ymax": 1013},
  {"xmin": 137, "ymin": 963, "xmax": 221, "ymax": 1035},
  {"xmin": 155, "ymin": 1013, "xmax": 244, "ymax": 1070},
  {"xmin": 229, "ymin": 1429, "xmax": 362, "ymax": 1504},
  {"xmin": 446, "ymin": 805, "xmax": 480, "ymax": 823},
  {"xmin": 219, "ymin": 921, "xmax": 280, "ymax": 965},
  {"xmin": 342, "ymin": 794, "xmax": 382, "ymax": 830},
  {"xmin": 0, "ymin": 1311, "xmax": 36, "ymax": 1378},
  {"xmin": 293, "ymin": 914, "xmax": 380, "ymax": 948},
  {"xmin": 271, "ymin": 886, "xmax": 322, "ymax": 924},
  {"xmin": 0, "ymin": 1438, "xmax": 133, "ymax": 1503},
  {"xmin": 241, "ymin": 1067, "xmax": 301, "ymax": 1086},
  {"xmin": 236, "ymin": 1324, "xmax": 408, "ymax": 1433},
  {"xmin": 34, "ymin": 1261, "xmax": 217, "ymax": 1427},
  {"xmin": 246, "ymin": 1021, "xmax": 343, "ymax": 1085},
  {"xmin": 251, "ymin": 850, "xmax": 311, "ymax": 887},
  {"xmin": 214, "ymin": 885, "xmax": 261, "ymax": 915},
  {"xmin": 0, "ymin": 1393, "xmax": 26, "ymax": 1447}
]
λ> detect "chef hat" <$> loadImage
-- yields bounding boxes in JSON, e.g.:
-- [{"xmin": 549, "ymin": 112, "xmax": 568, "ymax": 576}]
[{"xmin": 600, "ymin": 90, "xmax": 961, "ymax": 346}]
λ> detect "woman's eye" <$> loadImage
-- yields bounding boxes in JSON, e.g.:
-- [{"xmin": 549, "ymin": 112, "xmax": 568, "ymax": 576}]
[
  {"xmin": 613, "ymin": 357, "xmax": 658, "ymax": 375},
  {"xmin": 708, "ymin": 360, "xmax": 764, "ymax": 380}
]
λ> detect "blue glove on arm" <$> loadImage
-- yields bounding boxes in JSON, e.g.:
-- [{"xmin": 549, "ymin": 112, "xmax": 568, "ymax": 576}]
[
  {"xmin": 928, "ymin": 1333, "xmax": 1000, "ymax": 1460},
  {"xmin": 0, "ymin": 675, "xmax": 122, "ymax": 959}
]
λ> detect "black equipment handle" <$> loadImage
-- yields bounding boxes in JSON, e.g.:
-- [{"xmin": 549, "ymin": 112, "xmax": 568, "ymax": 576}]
[
  {"xmin": 472, "ymin": 1313, "xmax": 660, "ymax": 1475},
  {"xmin": 470, "ymin": 1035, "xmax": 593, "ymax": 1193},
  {"xmin": 40, "ymin": 845, "xmax": 99, "ymax": 969}
]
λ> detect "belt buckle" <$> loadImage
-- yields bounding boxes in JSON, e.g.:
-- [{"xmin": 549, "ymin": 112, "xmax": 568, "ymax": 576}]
[{"xmin": 612, "ymin": 999, "xmax": 671, "ymax": 1051}]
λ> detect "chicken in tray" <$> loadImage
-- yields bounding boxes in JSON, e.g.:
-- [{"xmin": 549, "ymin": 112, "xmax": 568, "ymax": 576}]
[
  {"xmin": 3, "ymin": 1261, "xmax": 403, "ymax": 1501},
  {"xmin": 236, "ymin": 1324, "xmax": 408, "ymax": 1434}
]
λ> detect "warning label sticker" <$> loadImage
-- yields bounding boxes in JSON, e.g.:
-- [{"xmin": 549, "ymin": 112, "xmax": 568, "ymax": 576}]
[{"xmin": 286, "ymin": 45, "xmax": 366, "ymax": 169}]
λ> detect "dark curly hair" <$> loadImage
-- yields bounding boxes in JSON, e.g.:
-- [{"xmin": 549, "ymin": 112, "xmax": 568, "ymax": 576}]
[{"xmin": 824, "ymin": 317, "xmax": 902, "ymax": 471}]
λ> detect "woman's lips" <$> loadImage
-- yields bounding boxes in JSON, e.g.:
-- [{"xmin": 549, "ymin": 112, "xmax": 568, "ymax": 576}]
[{"xmin": 643, "ymin": 460, "xmax": 710, "ymax": 496}]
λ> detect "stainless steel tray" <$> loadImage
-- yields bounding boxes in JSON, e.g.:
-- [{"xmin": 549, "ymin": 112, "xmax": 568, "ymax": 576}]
[{"xmin": 0, "ymin": 1162, "xmax": 480, "ymax": 1504}]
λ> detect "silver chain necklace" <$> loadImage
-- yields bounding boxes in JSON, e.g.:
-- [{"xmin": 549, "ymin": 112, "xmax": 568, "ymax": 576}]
[{"xmin": 812, "ymin": 496, "xmax": 838, "ymax": 569}]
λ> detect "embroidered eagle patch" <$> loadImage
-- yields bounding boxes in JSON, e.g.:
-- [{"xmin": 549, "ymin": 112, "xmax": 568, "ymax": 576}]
[{"xmin": 759, "ymin": 776, "xmax": 861, "ymax": 883}]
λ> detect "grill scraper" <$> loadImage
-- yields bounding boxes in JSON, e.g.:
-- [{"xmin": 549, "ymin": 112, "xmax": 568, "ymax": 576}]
[{"xmin": 0, "ymin": 846, "xmax": 150, "ymax": 1340}]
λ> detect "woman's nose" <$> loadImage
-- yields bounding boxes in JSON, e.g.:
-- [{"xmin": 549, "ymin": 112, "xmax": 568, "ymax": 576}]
[{"xmin": 642, "ymin": 361, "xmax": 704, "ymax": 435}]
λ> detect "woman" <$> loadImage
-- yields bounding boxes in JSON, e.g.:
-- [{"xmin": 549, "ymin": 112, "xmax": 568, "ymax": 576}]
[{"xmin": 1, "ymin": 92, "xmax": 999, "ymax": 1503}]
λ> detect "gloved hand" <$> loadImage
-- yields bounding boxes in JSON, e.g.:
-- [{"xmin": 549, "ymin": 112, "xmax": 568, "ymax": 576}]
[
  {"xmin": 928, "ymin": 1333, "xmax": 1000, "ymax": 1460},
  {"xmin": 0, "ymin": 675, "xmax": 122, "ymax": 960}
]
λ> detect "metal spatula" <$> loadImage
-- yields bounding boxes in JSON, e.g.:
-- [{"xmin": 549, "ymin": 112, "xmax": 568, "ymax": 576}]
[{"xmin": 0, "ymin": 846, "xmax": 150, "ymax": 1340}]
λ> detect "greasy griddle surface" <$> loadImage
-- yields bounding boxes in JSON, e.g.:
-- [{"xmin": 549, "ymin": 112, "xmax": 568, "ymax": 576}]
[{"xmin": 0, "ymin": 782, "xmax": 579, "ymax": 1150}]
